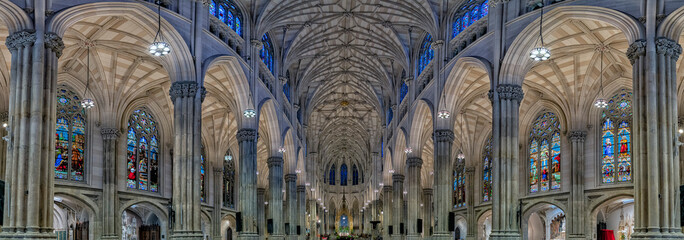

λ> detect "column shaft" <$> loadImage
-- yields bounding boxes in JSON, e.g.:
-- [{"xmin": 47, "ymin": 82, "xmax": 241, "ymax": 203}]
[
  {"xmin": 465, "ymin": 167, "xmax": 476, "ymax": 240},
  {"xmin": 382, "ymin": 186, "xmax": 393, "ymax": 238},
  {"xmin": 269, "ymin": 157, "xmax": 285, "ymax": 239},
  {"xmin": 285, "ymin": 174, "xmax": 297, "ymax": 240},
  {"xmin": 392, "ymin": 174, "xmax": 404, "ymax": 240},
  {"xmin": 422, "ymin": 189, "xmax": 433, "ymax": 238},
  {"xmin": 238, "ymin": 129, "xmax": 259, "ymax": 240},
  {"xmin": 213, "ymin": 167, "xmax": 224, "ymax": 240},
  {"xmin": 101, "ymin": 128, "xmax": 121, "ymax": 239},
  {"xmin": 297, "ymin": 186, "xmax": 306, "ymax": 240},
  {"xmin": 433, "ymin": 130, "xmax": 454, "ymax": 240},
  {"xmin": 406, "ymin": 158, "xmax": 422, "ymax": 239},
  {"xmin": 567, "ymin": 131, "xmax": 586, "ymax": 239}
]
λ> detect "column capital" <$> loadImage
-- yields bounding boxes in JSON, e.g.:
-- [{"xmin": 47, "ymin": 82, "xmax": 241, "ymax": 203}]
[
  {"xmin": 279, "ymin": 76, "xmax": 288, "ymax": 85},
  {"xmin": 383, "ymin": 185, "xmax": 394, "ymax": 192},
  {"xmin": 434, "ymin": 129, "xmax": 454, "ymax": 142},
  {"xmin": 494, "ymin": 84, "xmax": 524, "ymax": 102},
  {"xmin": 403, "ymin": 77, "xmax": 413, "ymax": 85},
  {"xmin": 5, "ymin": 30, "xmax": 36, "ymax": 50},
  {"xmin": 392, "ymin": 174, "xmax": 405, "ymax": 183},
  {"xmin": 430, "ymin": 40, "xmax": 444, "ymax": 50},
  {"xmin": 465, "ymin": 166, "xmax": 475, "ymax": 174},
  {"xmin": 568, "ymin": 131, "xmax": 587, "ymax": 142},
  {"xmin": 297, "ymin": 185, "xmax": 306, "ymax": 192},
  {"xmin": 45, "ymin": 32, "xmax": 65, "ymax": 58},
  {"xmin": 257, "ymin": 188, "xmax": 267, "ymax": 195},
  {"xmin": 626, "ymin": 39, "xmax": 646, "ymax": 64},
  {"xmin": 372, "ymin": 152, "xmax": 380, "ymax": 157},
  {"xmin": 284, "ymin": 174, "xmax": 297, "ymax": 182},
  {"xmin": 169, "ymin": 81, "xmax": 199, "ymax": 99},
  {"xmin": 251, "ymin": 39, "xmax": 263, "ymax": 48},
  {"xmin": 236, "ymin": 128, "xmax": 257, "ymax": 142},
  {"xmin": 656, "ymin": 37, "xmax": 682, "ymax": 60},
  {"xmin": 407, "ymin": 157, "xmax": 423, "ymax": 167},
  {"xmin": 267, "ymin": 157, "xmax": 284, "ymax": 168},
  {"xmin": 422, "ymin": 188, "xmax": 433, "ymax": 196},
  {"xmin": 100, "ymin": 128, "xmax": 121, "ymax": 140}
]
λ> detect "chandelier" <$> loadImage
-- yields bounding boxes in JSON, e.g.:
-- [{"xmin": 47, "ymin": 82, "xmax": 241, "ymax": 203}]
[
  {"xmin": 149, "ymin": 1, "xmax": 171, "ymax": 56},
  {"xmin": 530, "ymin": 3, "xmax": 550, "ymax": 61},
  {"xmin": 81, "ymin": 46, "xmax": 95, "ymax": 109},
  {"xmin": 594, "ymin": 47, "xmax": 608, "ymax": 108}
]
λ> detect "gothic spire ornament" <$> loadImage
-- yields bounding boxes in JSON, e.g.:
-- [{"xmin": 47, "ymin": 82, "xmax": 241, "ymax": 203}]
[{"xmin": 149, "ymin": 1, "xmax": 171, "ymax": 56}]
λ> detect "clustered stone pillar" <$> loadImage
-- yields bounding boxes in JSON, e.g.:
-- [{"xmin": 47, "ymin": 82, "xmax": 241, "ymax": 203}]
[
  {"xmin": 432, "ymin": 129, "xmax": 454, "ymax": 240},
  {"xmin": 567, "ymin": 131, "xmax": 586, "ymax": 239},
  {"xmin": 1, "ymin": 25, "xmax": 64, "ymax": 238},
  {"xmin": 489, "ymin": 84, "xmax": 524, "ymax": 240},
  {"xmin": 257, "ymin": 188, "xmax": 266, "ymax": 238},
  {"xmin": 297, "ymin": 185, "xmax": 306, "ymax": 240},
  {"xmin": 169, "ymin": 81, "xmax": 205, "ymax": 239},
  {"xmin": 238, "ymin": 129, "xmax": 259, "ymax": 240},
  {"xmin": 392, "ymin": 173, "xmax": 404, "ymax": 240},
  {"xmin": 0, "ymin": 111, "xmax": 7, "ymax": 180},
  {"xmin": 465, "ymin": 167, "xmax": 476, "ymax": 240},
  {"xmin": 268, "ymin": 157, "xmax": 285, "ymax": 240},
  {"xmin": 422, "ymin": 189, "xmax": 432, "ymax": 238},
  {"xmin": 285, "ymin": 173, "xmax": 297, "ymax": 240},
  {"xmin": 406, "ymin": 157, "xmax": 422, "ymax": 240},
  {"xmin": 213, "ymin": 166, "xmax": 224, "ymax": 240},
  {"xmin": 101, "ymin": 128, "xmax": 121, "ymax": 239},
  {"xmin": 382, "ymin": 185, "xmax": 393, "ymax": 238},
  {"xmin": 627, "ymin": 33, "xmax": 684, "ymax": 237}
]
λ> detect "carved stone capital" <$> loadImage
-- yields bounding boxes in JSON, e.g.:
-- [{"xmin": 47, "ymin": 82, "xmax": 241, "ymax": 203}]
[
  {"xmin": 200, "ymin": 86, "xmax": 207, "ymax": 102},
  {"xmin": 383, "ymin": 185, "xmax": 393, "ymax": 192},
  {"xmin": 213, "ymin": 167, "xmax": 224, "ymax": 173},
  {"xmin": 430, "ymin": 40, "xmax": 444, "ymax": 50},
  {"xmin": 465, "ymin": 166, "xmax": 475, "ymax": 173},
  {"xmin": 169, "ymin": 81, "xmax": 199, "ymax": 100},
  {"xmin": 656, "ymin": 37, "xmax": 683, "ymax": 61},
  {"xmin": 267, "ymin": 157, "xmax": 284, "ymax": 168},
  {"xmin": 568, "ymin": 131, "xmax": 587, "ymax": 142},
  {"xmin": 45, "ymin": 32, "xmax": 65, "ymax": 58},
  {"xmin": 5, "ymin": 30, "xmax": 36, "ymax": 50},
  {"xmin": 279, "ymin": 76, "xmax": 288, "ymax": 85},
  {"xmin": 403, "ymin": 77, "xmax": 413, "ymax": 85},
  {"xmin": 284, "ymin": 174, "xmax": 297, "ymax": 182},
  {"xmin": 422, "ymin": 188, "xmax": 433, "ymax": 196},
  {"xmin": 297, "ymin": 185, "xmax": 306, "ymax": 192},
  {"xmin": 496, "ymin": 84, "xmax": 524, "ymax": 102},
  {"xmin": 236, "ymin": 128, "xmax": 257, "ymax": 142},
  {"xmin": 257, "ymin": 188, "xmax": 267, "ymax": 195},
  {"xmin": 293, "ymin": 104, "xmax": 300, "ymax": 111},
  {"xmin": 407, "ymin": 157, "xmax": 423, "ymax": 168},
  {"xmin": 100, "ymin": 128, "xmax": 121, "ymax": 140},
  {"xmin": 626, "ymin": 40, "xmax": 646, "ymax": 64},
  {"xmin": 434, "ymin": 129, "xmax": 455, "ymax": 143},
  {"xmin": 392, "ymin": 174, "xmax": 405, "ymax": 183},
  {"xmin": 251, "ymin": 39, "xmax": 263, "ymax": 48},
  {"xmin": 390, "ymin": 104, "xmax": 397, "ymax": 111}
]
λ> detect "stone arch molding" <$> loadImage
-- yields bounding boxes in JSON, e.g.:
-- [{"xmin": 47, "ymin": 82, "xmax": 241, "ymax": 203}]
[
  {"xmin": 48, "ymin": 2, "xmax": 195, "ymax": 83},
  {"xmin": 0, "ymin": 1, "xmax": 32, "ymax": 33},
  {"xmin": 500, "ymin": 6, "xmax": 644, "ymax": 85}
]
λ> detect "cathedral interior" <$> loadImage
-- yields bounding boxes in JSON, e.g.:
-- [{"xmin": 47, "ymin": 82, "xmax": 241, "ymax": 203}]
[{"xmin": 0, "ymin": 0, "xmax": 683, "ymax": 240}]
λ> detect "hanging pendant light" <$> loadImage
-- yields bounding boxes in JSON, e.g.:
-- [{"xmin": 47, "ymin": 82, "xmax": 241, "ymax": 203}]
[
  {"xmin": 149, "ymin": 1, "xmax": 171, "ymax": 56},
  {"xmin": 81, "ymin": 46, "xmax": 95, "ymax": 109},
  {"xmin": 530, "ymin": 3, "xmax": 550, "ymax": 61},
  {"xmin": 594, "ymin": 47, "xmax": 608, "ymax": 108}
]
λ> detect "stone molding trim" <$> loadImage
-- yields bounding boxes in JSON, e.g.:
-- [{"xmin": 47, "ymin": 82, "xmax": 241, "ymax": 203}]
[
  {"xmin": 655, "ymin": 37, "xmax": 683, "ymax": 60},
  {"xmin": 626, "ymin": 39, "xmax": 646, "ymax": 64},
  {"xmin": 465, "ymin": 166, "xmax": 475, "ymax": 173},
  {"xmin": 488, "ymin": 0, "xmax": 509, "ymax": 8},
  {"xmin": 495, "ymin": 84, "xmax": 524, "ymax": 102},
  {"xmin": 297, "ymin": 185, "xmax": 306, "ymax": 192},
  {"xmin": 213, "ymin": 167, "xmax": 224, "ymax": 173},
  {"xmin": 257, "ymin": 188, "xmax": 266, "ymax": 194},
  {"xmin": 169, "ymin": 81, "xmax": 199, "ymax": 99},
  {"xmin": 251, "ymin": 39, "xmax": 263, "ymax": 48},
  {"xmin": 434, "ymin": 129, "xmax": 455, "ymax": 143},
  {"xmin": 392, "ymin": 174, "xmax": 405, "ymax": 182},
  {"xmin": 284, "ymin": 174, "xmax": 297, "ymax": 182},
  {"xmin": 407, "ymin": 157, "xmax": 423, "ymax": 167},
  {"xmin": 267, "ymin": 157, "xmax": 284, "ymax": 168},
  {"xmin": 100, "ymin": 128, "xmax": 121, "ymax": 140},
  {"xmin": 568, "ymin": 131, "xmax": 587, "ymax": 142},
  {"xmin": 403, "ymin": 77, "xmax": 413, "ymax": 85},
  {"xmin": 422, "ymin": 188, "xmax": 433, "ymax": 195},
  {"xmin": 236, "ymin": 128, "xmax": 257, "ymax": 142},
  {"xmin": 383, "ymin": 186, "xmax": 393, "ymax": 192}
]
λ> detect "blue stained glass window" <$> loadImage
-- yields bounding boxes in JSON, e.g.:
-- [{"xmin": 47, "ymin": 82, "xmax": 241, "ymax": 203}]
[
  {"xmin": 340, "ymin": 164, "xmax": 348, "ymax": 186},
  {"xmin": 329, "ymin": 164, "xmax": 336, "ymax": 185},
  {"xmin": 470, "ymin": 6, "xmax": 479, "ymax": 24},
  {"xmin": 453, "ymin": 18, "xmax": 462, "ymax": 38},
  {"xmin": 482, "ymin": 136, "xmax": 493, "ymax": 202},
  {"xmin": 283, "ymin": 82, "xmax": 291, "ymax": 102},
  {"xmin": 387, "ymin": 108, "xmax": 394, "ymax": 125},
  {"xmin": 218, "ymin": 5, "xmax": 226, "ymax": 22},
  {"xmin": 417, "ymin": 34, "xmax": 433, "ymax": 76},
  {"xmin": 481, "ymin": 1, "xmax": 489, "ymax": 17},
  {"xmin": 55, "ymin": 86, "xmax": 87, "ymax": 182},
  {"xmin": 352, "ymin": 165, "xmax": 359, "ymax": 185},
  {"xmin": 210, "ymin": 0, "xmax": 243, "ymax": 37},
  {"xmin": 399, "ymin": 82, "xmax": 408, "ymax": 103},
  {"xmin": 261, "ymin": 34, "xmax": 275, "ymax": 74},
  {"xmin": 452, "ymin": 0, "xmax": 489, "ymax": 39},
  {"xmin": 209, "ymin": 0, "xmax": 216, "ymax": 15},
  {"xmin": 200, "ymin": 144, "xmax": 206, "ymax": 202}
]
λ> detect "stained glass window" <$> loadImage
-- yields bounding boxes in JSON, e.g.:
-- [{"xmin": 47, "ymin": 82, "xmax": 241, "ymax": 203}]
[
  {"xmin": 126, "ymin": 108, "xmax": 160, "ymax": 192},
  {"xmin": 209, "ymin": 0, "xmax": 243, "ymax": 37},
  {"xmin": 417, "ymin": 34, "xmax": 433, "ymax": 76},
  {"xmin": 224, "ymin": 150, "xmax": 236, "ymax": 208},
  {"xmin": 529, "ymin": 112, "xmax": 561, "ymax": 193},
  {"xmin": 55, "ymin": 86, "xmax": 87, "ymax": 182},
  {"xmin": 352, "ymin": 165, "xmax": 359, "ymax": 185},
  {"xmin": 340, "ymin": 164, "xmax": 348, "ymax": 186},
  {"xmin": 283, "ymin": 82, "xmax": 291, "ymax": 102},
  {"xmin": 482, "ymin": 136, "xmax": 493, "ymax": 202},
  {"xmin": 261, "ymin": 34, "xmax": 275, "ymax": 74},
  {"xmin": 601, "ymin": 91, "xmax": 632, "ymax": 184},
  {"xmin": 452, "ymin": 0, "xmax": 490, "ymax": 38},
  {"xmin": 399, "ymin": 82, "xmax": 408, "ymax": 103},
  {"xmin": 201, "ymin": 144, "xmax": 206, "ymax": 202},
  {"xmin": 453, "ymin": 159, "xmax": 466, "ymax": 208},
  {"xmin": 329, "ymin": 164, "xmax": 336, "ymax": 185}
]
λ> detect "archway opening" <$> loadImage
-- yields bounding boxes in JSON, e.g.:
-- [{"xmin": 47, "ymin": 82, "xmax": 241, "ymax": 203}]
[
  {"xmin": 523, "ymin": 203, "xmax": 566, "ymax": 240},
  {"xmin": 592, "ymin": 197, "xmax": 634, "ymax": 240},
  {"xmin": 122, "ymin": 204, "xmax": 165, "ymax": 240}
]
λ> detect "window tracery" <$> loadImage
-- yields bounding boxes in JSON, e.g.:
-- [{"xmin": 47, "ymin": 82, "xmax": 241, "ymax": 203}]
[
  {"xmin": 453, "ymin": 157, "xmax": 466, "ymax": 208},
  {"xmin": 126, "ymin": 108, "xmax": 160, "ymax": 192},
  {"xmin": 55, "ymin": 86, "xmax": 87, "ymax": 182},
  {"xmin": 209, "ymin": 0, "xmax": 243, "ymax": 37},
  {"xmin": 529, "ymin": 112, "xmax": 561, "ymax": 193},
  {"xmin": 417, "ymin": 34, "xmax": 434, "ymax": 76},
  {"xmin": 201, "ymin": 144, "xmax": 206, "ymax": 202},
  {"xmin": 452, "ymin": 0, "xmax": 489, "ymax": 38},
  {"xmin": 601, "ymin": 91, "xmax": 632, "ymax": 184},
  {"xmin": 261, "ymin": 34, "xmax": 275, "ymax": 74}
]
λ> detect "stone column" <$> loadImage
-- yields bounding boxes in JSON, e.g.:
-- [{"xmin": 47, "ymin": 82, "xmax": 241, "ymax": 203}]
[
  {"xmin": 566, "ymin": 131, "xmax": 586, "ymax": 239},
  {"xmin": 238, "ymin": 129, "xmax": 259, "ymax": 240},
  {"xmin": 101, "ymin": 128, "xmax": 121, "ymax": 239},
  {"xmin": 297, "ymin": 185, "xmax": 306, "ymax": 240},
  {"xmin": 406, "ymin": 158, "xmax": 422, "ymax": 240},
  {"xmin": 627, "ymin": 34, "xmax": 684, "ymax": 237},
  {"xmin": 257, "ymin": 188, "xmax": 266, "ymax": 238},
  {"xmin": 1, "ymin": 23, "xmax": 64, "ymax": 238},
  {"xmin": 382, "ymin": 185, "xmax": 393, "ymax": 238},
  {"xmin": 433, "ymin": 130, "xmax": 454, "ymax": 240},
  {"xmin": 465, "ymin": 167, "xmax": 476, "ymax": 240},
  {"xmin": 213, "ymin": 166, "xmax": 224, "ymax": 240},
  {"xmin": 285, "ymin": 174, "xmax": 297, "ymax": 240},
  {"xmin": 169, "ymin": 81, "xmax": 205, "ymax": 240},
  {"xmin": 269, "ymin": 157, "xmax": 285, "ymax": 240},
  {"xmin": 422, "ymin": 189, "xmax": 433, "ymax": 238},
  {"xmin": 0, "ymin": 111, "xmax": 7, "ymax": 180},
  {"xmin": 392, "ymin": 174, "xmax": 405, "ymax": 240},
  {"xmin": 489, "ymin": 84, "xmax": 524, "ymax": 240}
]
